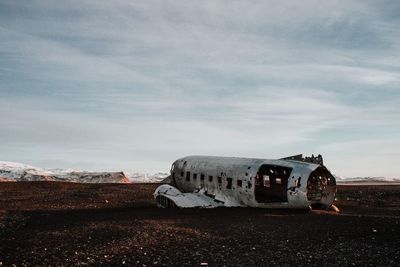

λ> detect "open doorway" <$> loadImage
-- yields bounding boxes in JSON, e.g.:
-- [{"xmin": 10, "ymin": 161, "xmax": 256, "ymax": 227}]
[{"xmin": 255, "ymin": 164, "xmax": 292, "ymax": 203}]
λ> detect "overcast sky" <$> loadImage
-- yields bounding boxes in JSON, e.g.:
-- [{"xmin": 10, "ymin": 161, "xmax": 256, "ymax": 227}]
[{"xmin": 1, "ymin": 0, "xmax": 399, "ymax": 176}]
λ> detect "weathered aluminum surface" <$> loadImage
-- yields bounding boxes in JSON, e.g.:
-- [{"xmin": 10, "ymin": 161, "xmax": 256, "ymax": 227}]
[{"xmin": 154, "ymin": 155, "xmax": 336, "ymax": 209}]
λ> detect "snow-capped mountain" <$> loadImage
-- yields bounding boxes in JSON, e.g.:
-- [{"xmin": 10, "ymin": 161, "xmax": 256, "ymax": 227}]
[
  {"xmin": 0, "ymin": 161, "xmax": 169, "ymax": 183},
  {"xmin": 0, "ymin": 161, "xmax": 57, "ymax": 181},
  {"xmin": 125, "ymin": 172, "xmax": 170, "ymax": 183},
  {"xmin": 0, "ymin": 161, "xmax": 129, "ymax": 183}
]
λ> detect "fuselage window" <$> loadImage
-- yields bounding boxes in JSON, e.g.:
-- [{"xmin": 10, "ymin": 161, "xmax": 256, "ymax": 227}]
[
  {"xmin": 227, "ymin": 177, "xmax": 233, "ymax": 189},
  {"xmin": 209, "ymin": 175, "xmax": 213, "ymax": 182},
  {"xmin": 181, "ymin": 171, "xmax": 184, "ymax": 177},
  {"xmin": 193, "ymin": 173, "xmax": 197, "ymax": 180},
  {"xmin": 237, "ymin": 179, "xmax": 242, "ymax": 187},
  {"xmin": 200, "ymin": 174, "xmax": 205, "ymax": 181},
  {"xmin": 255, "ymin": 172, "xmax": 260, "ymax": 186},
  {"xmin": 218, "ymin": 177, "xmax": 222, "ymax": 184},
  {"xmin": 186, "ymin": 171, "xmax": 190, "ymax": 181},
  {"xmin": 263, "ymin": 175, "xmax": 270, "ymax": 188}
]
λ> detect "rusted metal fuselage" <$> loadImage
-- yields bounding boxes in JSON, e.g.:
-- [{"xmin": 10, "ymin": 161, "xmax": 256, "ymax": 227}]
[{"xmin": 154, "ymin": 155, "xmax": 336, "ymax": 210}]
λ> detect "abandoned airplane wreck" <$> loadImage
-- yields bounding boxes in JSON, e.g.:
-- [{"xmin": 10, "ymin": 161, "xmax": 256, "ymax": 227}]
[{"xmin": 154, "ymin": 154, "xmax": 337, "ymax": 210}]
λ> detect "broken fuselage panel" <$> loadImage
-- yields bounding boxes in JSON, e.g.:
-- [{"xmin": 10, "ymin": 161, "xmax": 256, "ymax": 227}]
[{"xmin": 154, "ymin": 155, "xmax": 336, "ymax": 210}]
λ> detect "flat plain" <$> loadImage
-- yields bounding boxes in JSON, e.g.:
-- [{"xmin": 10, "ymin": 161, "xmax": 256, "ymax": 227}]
[{"xmin": 0, "ymin": 182, "xmax": 399, "ymax": 266}]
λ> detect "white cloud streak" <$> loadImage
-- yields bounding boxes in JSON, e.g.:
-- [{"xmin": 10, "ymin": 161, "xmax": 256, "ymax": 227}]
[{"xmin": 0, "ymin": 0, "xmax": 399, "ymax": 176}]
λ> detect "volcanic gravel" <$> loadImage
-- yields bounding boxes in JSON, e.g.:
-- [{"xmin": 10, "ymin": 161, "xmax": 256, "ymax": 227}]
[{"xmin": 0, "ymin": 182, "xmax": 399, "ymax": 266}]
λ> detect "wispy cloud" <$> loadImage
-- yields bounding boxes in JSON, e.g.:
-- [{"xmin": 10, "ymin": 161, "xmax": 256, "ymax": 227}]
[{"xmin": 0, "ymin": 0, "xmax": 399, "ymax": 176}]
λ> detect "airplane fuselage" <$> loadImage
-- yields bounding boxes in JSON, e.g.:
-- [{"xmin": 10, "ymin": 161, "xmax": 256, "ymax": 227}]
[{"xmin": 154, "ymin": 155, "xmax": 336, "ymax": 209}]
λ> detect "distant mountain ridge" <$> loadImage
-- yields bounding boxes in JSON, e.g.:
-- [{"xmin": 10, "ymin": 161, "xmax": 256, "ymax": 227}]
[
  {"xmin": 335, "ymin": 175, "xmax": 400, "ymax": 184},
  {"xmin": 1, "ymin": 161, "xmax": 397, "ymax": 184},
  {"xmin": 0, "ymin": 161, "xmax": 168, "ymax": 183}
]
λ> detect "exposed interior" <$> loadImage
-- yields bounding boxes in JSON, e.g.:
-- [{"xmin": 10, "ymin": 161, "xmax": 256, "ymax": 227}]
[
  {"xmin": 255, "ymin": 164, "xmax": 292, "ymax": 203},
  {"xmin": 307, "ymin": 166, "xmax": 336, "ymax": 209}
]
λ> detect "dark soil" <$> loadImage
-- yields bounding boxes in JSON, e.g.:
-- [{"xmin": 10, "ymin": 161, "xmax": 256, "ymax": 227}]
[{"xmin": 0, "ymin": 182, "xmax": 399, "ymax": 266}]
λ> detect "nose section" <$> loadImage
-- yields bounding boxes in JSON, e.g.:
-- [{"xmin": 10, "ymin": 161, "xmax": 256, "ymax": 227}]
[{"xmin": 307, "ymin": 166, "xmax": 336, "ymax": 209}]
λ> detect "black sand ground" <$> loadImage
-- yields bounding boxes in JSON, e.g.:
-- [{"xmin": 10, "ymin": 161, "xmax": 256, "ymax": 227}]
[{"xmin": 0, "ymin": 182, "xmax": 399, "ymax": 266}]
